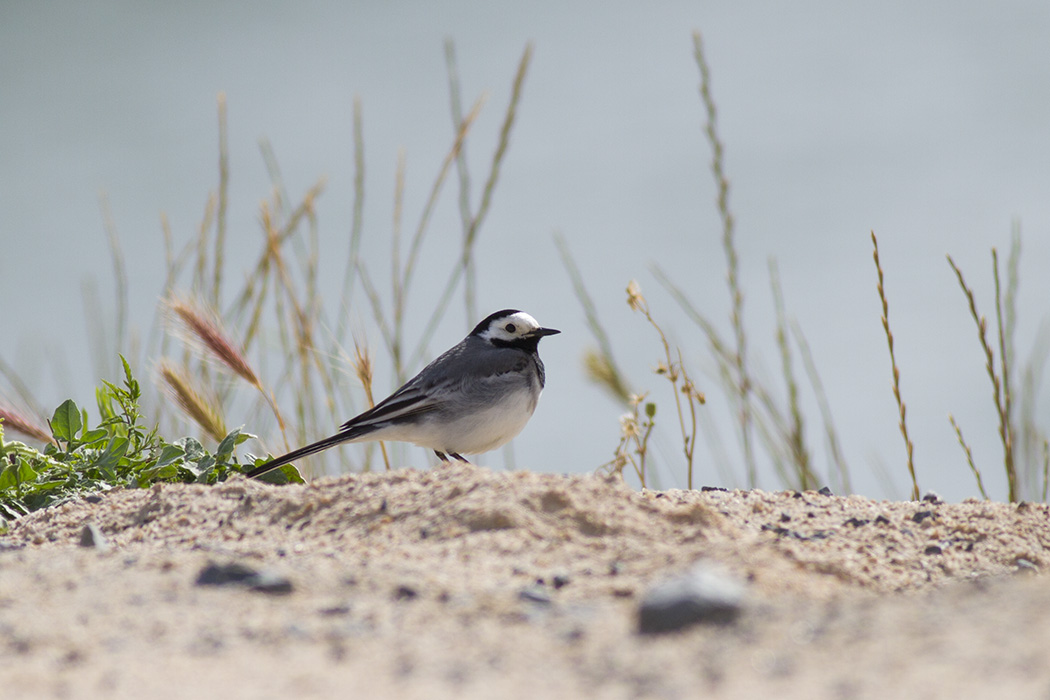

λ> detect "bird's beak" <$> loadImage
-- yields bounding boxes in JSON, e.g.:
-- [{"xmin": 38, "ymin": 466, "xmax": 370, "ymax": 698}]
[{"xmin": 531, "ymin": 327, "xmax": 561, "ymax": 338}]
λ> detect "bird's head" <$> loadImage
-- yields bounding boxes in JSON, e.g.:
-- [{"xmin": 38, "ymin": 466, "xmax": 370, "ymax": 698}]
[{"xmin": 471, "ymin": 309, "xmax": 560, "ymax": 349}]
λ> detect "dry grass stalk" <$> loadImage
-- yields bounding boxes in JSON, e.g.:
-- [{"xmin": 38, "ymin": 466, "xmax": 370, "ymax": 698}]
[
  {"xmin": 98, "ymin": 193, "xmax": 128, "ymax": 353},
  {"xmin": 0, "ymin": 404, "xmax": 53, "ymax": 444},
  {"xmin": 336, "ymin": 96, "xmax": 366, "ymax": 348},
  {"xmin": 946, "ymin": 253, "xmax": 1016, "ymax": 501},
  {"xmin": 214, "ymin": 91, "xmax": 229, "ymax": 307},
  {"xmin": 770, "ymin": 259, "xmax": 815, "ymax": 490},
  {"xmin": 791, "ymin": 320, "xmax": 852, "ymax": 494},
  {"xmin": 1043, "ymin": 439, "xmax": 1049, "ymax": 503},
  {"xmin": 156, "ymin": 360, "xmax": 227, "ymax": 443},
  {"xmin": 991, "ymin": 249, "xmax": 1016, "ymax": 497},
  {"xmin": 445, "ymin": 39, "xmax": 479, "ymax": 322},
  {"xmin": 693, "ymin": 30, "xmax": 756, "ymax": 487},
  {"xmin": 871, "ymin": 232, "xmax": 920, "ymax": 500},
  {"xmin": 949, "ymin": 413, "xmax": 988, "ymax": 500},
  {"xmin": 555, "ymin": 233, "xmax": 632, "ymax": 405},
  {"xmin": 411, "ymin": 43, "xmax": 533, "ymax": 370},
  {"xmin": 352, "ymin": 338, "xmax": 390, "ymax": 472}
]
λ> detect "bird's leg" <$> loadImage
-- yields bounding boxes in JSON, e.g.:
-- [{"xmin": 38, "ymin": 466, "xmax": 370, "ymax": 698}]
[
  {"xmin": 449, "ymin": 452, "xmax": 471, "ymax": 463},
  {"xmin": 434, "ymin": 451, "xmax": 450, "ymax": 462}
]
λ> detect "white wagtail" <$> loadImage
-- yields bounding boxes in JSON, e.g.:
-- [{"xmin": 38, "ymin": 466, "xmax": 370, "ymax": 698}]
[{"xmin": 246, "ymin": 309, "xmax": 559, "ymax": 478}]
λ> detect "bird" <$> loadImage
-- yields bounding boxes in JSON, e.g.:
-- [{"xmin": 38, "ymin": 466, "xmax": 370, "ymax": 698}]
[{"xmin": 245, "ymin": 309, "xmax": 560, "ymax": 478}]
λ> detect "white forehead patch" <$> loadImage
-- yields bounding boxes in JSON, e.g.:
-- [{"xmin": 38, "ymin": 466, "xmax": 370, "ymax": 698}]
[{"xmin": 483, "ymin": 311, "xmax": 541, "ymax": 340}]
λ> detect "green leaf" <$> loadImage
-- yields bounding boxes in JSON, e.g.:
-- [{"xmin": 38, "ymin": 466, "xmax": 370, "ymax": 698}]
[
  {"xmin": 215, "ymin": 428, "xmax": 242, "ymax": 462},
  {"xmin": 50, "ymin": 400, "xmax": 82, "ymax": 444},
  {"xmin": 141, "ymin": 464, "xmax": 179, "ymax": 482},
  {"xmin": 249, "ymin": 457, "xmax": 304, "ymax": 485},
  {"xmin": 79, "ymin": 428, "xmax": 109, "ymax": 446},
  {"xmin": 92, "ymin": 436, "xmax": 129, "ymax": 472},
  {"xmin": 119, "ymin": 355, "xmax": 135, "ymax": 388},
  {"xmin": 176, "ymin": 437, "xmax": 206, "ymax": 462},
  {"xmin": 0, "ymin": 457, "xmax": 38, "ymax": 490},
  {"xmin": 96, "ymin": 386, "xmax": 117, "ymax": 422},
  {"xmin": 153, "ymin": 444, "xmax": 186, "ymax": 469}
]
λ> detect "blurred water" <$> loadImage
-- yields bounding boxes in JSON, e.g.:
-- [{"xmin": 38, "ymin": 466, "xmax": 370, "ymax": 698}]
[{"xmin": 3, "ymin": 1, "xmax": 1050, "ymax": 501}]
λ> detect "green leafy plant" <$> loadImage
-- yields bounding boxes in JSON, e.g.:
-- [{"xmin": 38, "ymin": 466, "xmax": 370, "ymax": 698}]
[{"xmin": 0, "ymin": 356, "xmax": 298, "ymax": 523}]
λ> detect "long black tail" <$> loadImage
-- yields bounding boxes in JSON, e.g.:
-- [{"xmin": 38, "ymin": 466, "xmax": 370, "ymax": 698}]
[{"xmin": 245, "ymin": 430, "xmax": 357, "ymax": 479}]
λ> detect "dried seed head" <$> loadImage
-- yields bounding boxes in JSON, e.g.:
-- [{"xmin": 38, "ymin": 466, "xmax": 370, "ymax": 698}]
[
  {"xmin": 619, "ymin": 413, "xmax": 640, "ymax": 439},
  {"xmin": 584, "ymin": 350, "xmax": 631, "ymax": 404},
  {"xmin": 351, "ymin": 337, "xmax": 376, "ymax": 407},
  {"xmin": 166, "ymin": 296, "xmax": 260, "ymax": 389},
  {"xmin": 156, "ymin": 359, "xmax": 228, "ymax": 443},
  {"xmin": 626, "ymin": 280, "xmax": 645, "ymax": 312},
  {"xmin": 0, "ymin": 403, "xmax": 52, "ymax": 443}
]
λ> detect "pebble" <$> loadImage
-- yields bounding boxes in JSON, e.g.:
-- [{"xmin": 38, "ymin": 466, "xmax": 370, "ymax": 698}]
[
  {"xmin": 638, "ymin": 561, "xmax": 745, "ymax": 634},
  {"xmin": 394, "ymin": 584, "xmax": 419, "ymax": 601},
  {"xmin": 78, "ymin": 523, "xmax": 109, "ymax": 551},
  {"xmin": 519, "ymin": 585, "xmax": 552, "ymax": 604},
  {"xmin": 195, "ymin": 561, "xmax": 293, "ymax": 595}
]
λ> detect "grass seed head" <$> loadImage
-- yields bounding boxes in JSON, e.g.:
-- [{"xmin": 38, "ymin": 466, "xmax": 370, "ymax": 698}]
[
  {"xmin": 166, "ymin": 296, "xmax": 261, "ymax": 389},
  {"xmin": 0, "ymin": 404, "xmax": 52, "ymax": 443},
  {"xmin": 156, "ymin": 359, "xmax": 228, "ymax": 443}
]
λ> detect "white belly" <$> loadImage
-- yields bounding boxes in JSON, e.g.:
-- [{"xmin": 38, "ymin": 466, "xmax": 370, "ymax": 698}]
[{"xmin": 361, "ymin": 389, "xmax": 541, "ymax": 455}]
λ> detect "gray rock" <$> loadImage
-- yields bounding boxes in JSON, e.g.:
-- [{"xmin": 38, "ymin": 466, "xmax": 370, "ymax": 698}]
[
  {"xmin": 638, "ymin": 561, "xmax": 745, "ymax": 634},
  {"xmin": 78, "ymin": 523, "xmax": 109, "ymax": 551},
  {"xmin": 519, "ymin": 585, "xmax": 552, "ymax": 605},
  {"xmin": 195, "ymin": 561, "xmax": 293, "ymax": 595}
]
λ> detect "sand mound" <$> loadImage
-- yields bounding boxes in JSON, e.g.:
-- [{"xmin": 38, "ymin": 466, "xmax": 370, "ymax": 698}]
[{"xmin": 3, "ymin": 464, "xmax": 1050, "ymax": 698}]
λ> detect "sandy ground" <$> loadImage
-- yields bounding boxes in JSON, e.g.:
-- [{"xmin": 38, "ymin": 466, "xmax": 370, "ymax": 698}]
[{"xmin": 3, "ymin": 463, "xmax": 1050, "ymax": 699}]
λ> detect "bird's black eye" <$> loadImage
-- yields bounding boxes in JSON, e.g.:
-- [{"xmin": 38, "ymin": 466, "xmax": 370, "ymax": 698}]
[{"xmin": 505, "ymin": 323, "xmax": 516, "ymax": 333}]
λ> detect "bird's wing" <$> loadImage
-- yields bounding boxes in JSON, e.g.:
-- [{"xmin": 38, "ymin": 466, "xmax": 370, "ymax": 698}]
[{"xmin": 339, "ymin": 384, "xmax": 443, "ymax": 433}]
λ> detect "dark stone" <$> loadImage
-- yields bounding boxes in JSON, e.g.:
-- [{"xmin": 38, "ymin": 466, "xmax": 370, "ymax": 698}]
[
  {"xmin": 924, "ymin": 545, "xmax": 943, "ymax": 555},
  {"xmin": 84, "ymin": 494, "xmax": 103, "ymax": 504},
  {"xmin": 911, "ymin": 510, "xmax": 935, "ymax": 524},
  {"xmin": 874, "ymin": 515, "xmax": 891, "ymax": 525},
  {"xmin": 638, "ymin": 562, "xmax": 745, "ymax": 634},
  {"xmin": 318, "ymin": 603, "xmax": 352, "ymax": 616},
  {"xmin": 552, "ymin": 574, "xmax": 571, "ymax": 589},
  {"xmin": 394, "ymin": 585, "xmax": 418, "ymax": 601},
  {"xmin": 818, "ymin": 486, "xmax": 833, "ymax": 496},
  {"xmin": 921, "ymin": 491, "xmax": 942, "ymax": 504},
  {"xmin": 700, "ymin": 486, "xmax": 727, "ymax": 493},
  {"xmin": 78, "ymin": 523, "xmax": 108, "ymax": 551},
  {"xmin": 519, "ymin": 586, "xmax": 552, "ymax": 604},
  {"xmin": 844, "ymin": 518, "xmax": 869, "ymax": 528},
  {"xmin": 195, "ymin": 561, "xmax": 293, "ymax": 595}
]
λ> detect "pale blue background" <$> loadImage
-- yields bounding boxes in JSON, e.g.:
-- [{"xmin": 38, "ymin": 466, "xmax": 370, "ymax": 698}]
[{"xmin": 4, "ymin": 1, "xmax": 1050, "ymax": 500}]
